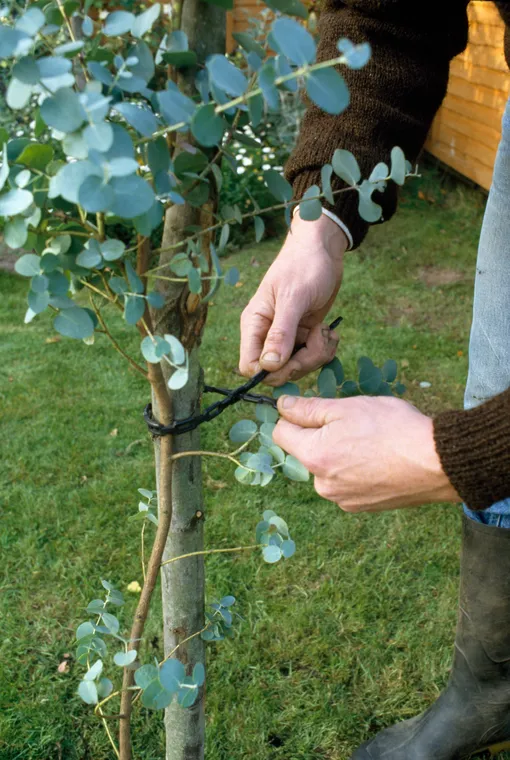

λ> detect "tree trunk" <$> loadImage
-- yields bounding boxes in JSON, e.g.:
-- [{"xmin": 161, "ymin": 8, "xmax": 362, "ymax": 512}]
[{"xmin": 154, "ymin": 1, "xmax": 226, "ymax": 748}]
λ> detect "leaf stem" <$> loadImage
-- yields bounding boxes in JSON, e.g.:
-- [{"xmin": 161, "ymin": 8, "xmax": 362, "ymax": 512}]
[
  {"xmin": 161, "ymin": 544, "xmax": 259, "ymax": 567},
  {"xmin": 141, "ymin": 521, "xmax": 147, "ymax": 583}
]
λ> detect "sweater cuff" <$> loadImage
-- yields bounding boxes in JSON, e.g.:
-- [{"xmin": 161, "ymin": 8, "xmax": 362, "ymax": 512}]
[
  {"xmin": 433, "ymin": 388, "xmax": 510, "ymax": 511},
  {"xmin": 290, "ymin": 169, "xmax": 370, "ymax": 250}
]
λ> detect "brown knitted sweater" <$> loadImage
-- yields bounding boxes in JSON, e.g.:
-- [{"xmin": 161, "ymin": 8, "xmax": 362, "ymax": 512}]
[{"xmin": 285, "ymin": 0, "xmax": 510, "ymax": 510}]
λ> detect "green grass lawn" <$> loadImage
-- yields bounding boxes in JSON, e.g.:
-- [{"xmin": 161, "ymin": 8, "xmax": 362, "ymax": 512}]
[{"xmin": 1, "ymin": 163, "xmax": 505, "ymax": 760}]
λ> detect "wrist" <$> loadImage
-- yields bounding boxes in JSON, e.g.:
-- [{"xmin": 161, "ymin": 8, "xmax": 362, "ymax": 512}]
[
  {"xmin": 290, "ymin": 212, "xmax": 348, "ymax": 261},
  {"xmin": 421, "ymin": 416, "xmax": 461, "ymax": 503}
]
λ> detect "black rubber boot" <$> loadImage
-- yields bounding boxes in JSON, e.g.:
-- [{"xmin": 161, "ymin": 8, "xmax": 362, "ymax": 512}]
[{"xmin": 351, "ymin": 515, "xmax": 510, "ymax": 760}]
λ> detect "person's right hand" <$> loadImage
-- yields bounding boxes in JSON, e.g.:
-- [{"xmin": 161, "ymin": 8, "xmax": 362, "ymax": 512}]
[{"xmin": 239, "ymin": 213, "xmax": 348, "ymax": 386}]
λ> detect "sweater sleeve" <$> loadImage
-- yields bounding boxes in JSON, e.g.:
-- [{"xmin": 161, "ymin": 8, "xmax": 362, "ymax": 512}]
[
  {"xmin": 284, "ymin": 0, "xmax": 470, "ymax": 248},
  {"xmin": 434, "ymin": 388, "xmax": 510, "ymax": 511}
]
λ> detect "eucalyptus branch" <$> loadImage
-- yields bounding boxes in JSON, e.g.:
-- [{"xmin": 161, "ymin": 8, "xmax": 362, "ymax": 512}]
[
  {"xmin": 96, "ymin": 213, "xmax": 105, "ymax": 242},
  {"xmin": 97, "ymin": 706, "xmax": 120, "ymax": 759},
  {"xmin": 89, "ymin": 297, "xmax": 149, "ymax": 380},
  {"xmin": 147, "ymin": 186, "xmax": 353, "ymax": 270},
  {"xmin": 159, "ymin": 624, "xmax": 211, "ymax": 666},
  {"xmin": 135, "ymin": 54, "xmax": 351, "ymax": 147},
  {"xmin": 169, "ymin": 449, "xmax": 253, "ymax": 469}
]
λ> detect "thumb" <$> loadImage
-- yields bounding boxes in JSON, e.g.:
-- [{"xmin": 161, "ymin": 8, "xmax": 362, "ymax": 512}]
[
  {"xmin": 259, "ymin": 302, "xmax": 303, "ymax": 371},
  {"xmin": 277, "ymin": 395, "xmax": 341, "ymax": 428}
]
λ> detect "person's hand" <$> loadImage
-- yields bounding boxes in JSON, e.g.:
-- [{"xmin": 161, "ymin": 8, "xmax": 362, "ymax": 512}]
[
  {"xmin": 273, "ymin": 394, "xmax": 460, "ymax": 512},
  {"xmin": 239, "ymin": 214, "xmax": 348, "ymax": 386}
]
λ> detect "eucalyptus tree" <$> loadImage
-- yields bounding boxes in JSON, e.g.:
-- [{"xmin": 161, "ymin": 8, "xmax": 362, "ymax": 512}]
[{"xmin": 0, "ymin": 2, "xmax": 413, "ymax": 757}]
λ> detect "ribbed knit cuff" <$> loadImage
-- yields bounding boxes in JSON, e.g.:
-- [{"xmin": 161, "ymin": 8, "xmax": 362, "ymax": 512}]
[
  {"xmin": 290, "ymin": 169, "xmax": 369, "ymax": 250},
  {"xmin": 433, "ymin": 388, "xmax": 510, "ymax": 511}
]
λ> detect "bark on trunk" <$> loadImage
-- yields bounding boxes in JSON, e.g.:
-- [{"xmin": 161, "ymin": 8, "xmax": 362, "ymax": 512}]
[{"xmin": 153, "ymin": 6, "xmax": 225, "ymax": 758}]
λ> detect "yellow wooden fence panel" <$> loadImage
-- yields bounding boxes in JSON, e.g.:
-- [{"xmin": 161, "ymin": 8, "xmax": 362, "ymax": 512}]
[{"xmin": 426, "ymin": 1, "xmax": 508, "ymax": 190}]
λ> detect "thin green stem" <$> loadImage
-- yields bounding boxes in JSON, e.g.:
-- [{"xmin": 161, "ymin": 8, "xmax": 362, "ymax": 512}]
[
  {"xmin": 146, "ymin": 187, "xmax": 353, "ymax": 272},
  {"xmin": 169, "ymin": 449, "xmax": 248, "ymax": 468},
  {"xmin": 161, "ymin": 544, "xmax": 259, "ymax": 567},
  {"xmin": 89, "ymin": 297, "xmax": 149, "ymax": 380},
  {"xmin": 159, "ymin": 625, "xmax": 211, "ymax": 666},
  {"xmin": 141, "ymin": 522, "xmax": 147, "ymax": 583},
  {"xmin": 97, "ymin": 706, "xmax": 120, "ymax": 759}
]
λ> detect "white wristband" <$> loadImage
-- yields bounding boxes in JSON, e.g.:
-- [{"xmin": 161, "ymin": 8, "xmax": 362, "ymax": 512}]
[{"xmin": 293, "ymin": 205, "xmax": 354, "ymax": 251}]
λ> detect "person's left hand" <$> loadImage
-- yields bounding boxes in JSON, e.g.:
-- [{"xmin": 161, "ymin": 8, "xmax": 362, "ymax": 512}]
[{"xmin": 273, "ymin": 394, "xmax": 460, "ymax": 512}]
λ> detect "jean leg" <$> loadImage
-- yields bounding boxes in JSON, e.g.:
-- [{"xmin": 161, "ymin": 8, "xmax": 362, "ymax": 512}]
[{"xmin": 463, "ymin": 97, "xmax": 510, "ymax": 528}]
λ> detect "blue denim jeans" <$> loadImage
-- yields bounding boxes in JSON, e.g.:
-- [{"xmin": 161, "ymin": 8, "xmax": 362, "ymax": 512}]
[{"xmin": 463, "ymin": 96, "xmax": 510, "ymax": 528}]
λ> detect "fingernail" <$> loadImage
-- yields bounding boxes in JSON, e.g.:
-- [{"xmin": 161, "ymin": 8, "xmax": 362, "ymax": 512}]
[
  {"xmin": 280, "ymin": 395, "xmax": 297, "ymax": 409},
  {"xmin": 262, "ymin": 351, "xmax": 281, "ymax": 364}
]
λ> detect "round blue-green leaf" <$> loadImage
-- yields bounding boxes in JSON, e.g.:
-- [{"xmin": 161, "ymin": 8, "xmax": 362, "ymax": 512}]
[
  {"xmin": 324, "ymin": 357, "xmax": 344, "ymax": 385},
  {"xmin": 158, "ymin": 88, "xmax": 196, "ymax": 125},
  {"xmin": 16, "ymin": 6, "xmax": 45, "ymax": 34},
  {"xmin": 234, "ymin": 465, "xmax": 254, "ymax": 484},
  {"xmin": 318, "ymin": 367, "xmax": 337, "ymax": 398},
  {"xmin": 357, "ymin": 180, "xmax": 383, "ymax": 222},
  {"xmin": 54, "ymin": 307, "xmax": 94, "ymax": 340},
  {"xmin": 115, "ymin": 102, "xmax": 158, "ymax": 137},
  {"xmin": 299, "ymin": 184, "xmax": 322, "ymax": 221},
  {"xmin": 131, "ymin": 3, "xmax": 160, "ymax": 38},
  {"xmin": 38, "ymin": 56, "xmax": 72, "ymax": 80},
  {"xmin": 340, "ymin": 379, "xmax": 359, "ymax": 397},
  {"xmin": 206, "ymin": 54, "xmax": 248, "ymax": 97},
  {"xmin": 124, "ymin": 295, "xmax": 145, "ymax": 325},
  {"xmin": 382, "ymin": 359, "xmax": 398, "ymax": 383},
  {"xmin": 358, "ymin": 361, "xmax": 383, "ymax": 394},
  {"xmin": 134, "ymin": 201, "xmax": 163, "ymax": 236},
  {"xmin": 169, "ymin": 253, "xmax": 192, "ymax": 277},
  {"xmin": 54, "ymin": 40, "xmax": 85, "ymax": 56},
  {"xmin": 256, "ymin": 404, "xmax": 278, "ymax": 424},
  {"xmin": 220, "ymin": 595, "xmax": 235, "ymax": 607},
  {"xmin": 369, "ymin": 162, "xmax": 389, "ymax": 184},
  {"xmin": 88, "ymin": 61, "xmax": 114, "ymax": 86},
  {"xmin": 332, "ymin": 149, "xmax": 361, "ymax": 186},
  {"xmin": 229, "ymin": 419, "xmax": 257, "ymax": 443},
  {"xmin": 192, "ymin": 662, "xmax": 205, "ymax": 687},
  {"xmin": 100, "ymin": 239, "xmax": 125, "ymax": 261},
  {"xmin": 28, "ymin": 289, "xmax": 49, "ymax": 314},
  {"xmin": 78, "ymin": 679, "xmax": 98, "ymax": 705},
  {"xmin": 141, "ymin": 335, "xmax": 170, "ymax": 363},
  {"xmin": 390, "ymin": 146, "xmax": 406, "ymax": 186},
  {"xmin": 224, "ymin": 267, "xmax": 239, "ymax": 286},
  {"xmin": 78, "ymin": 175, "xmax": 114, "ymax": 213},
  {"xmin": 31, "ymin": 274, "xmax": 48, "ymax": 293},
  {"xmin": 84, "ymin": 659, "xmax": 103, "ymax": 681},
  {"xmin": 281, "ymin": 539, "xmax": 296, "ymax": 558},
  {"xmin": 262, "ymin": 544, "xmax": 282, "ymax": 564},
  {"xmin": 104, "ymin": 10, "xmax": 135, "ymax": 36},
  {"xmin": 167, "ymin": 366, "xmax": 189, "ymax": 390},
  {"xmin": 47, "ymin": 272, "xmax": 69, "ymax": 296},
  {"xmin": 49, "ymin": 160, "xmax": 101, "ymax": 204},
  {"xmin": 337, "ymin": 38, "xmax": 371, "ymax": 69},
  {"xmin": 140, "ymin": 678, "xmax": 164, "ymax": 709},
  {"xmin": 4, "ymin": 217, "xmax": 28, "ymax": 249},
  {"xmin": 321, "ymin": 163, "xmax": 334, "ymax": 205},
  {"xmin": 269, "ymin": 515, "xmax": 289, "ymax": 537},
  {"xmin": 134, "ymin": 664, "xmax": 159, "ymax": 690},
  {"xmin": 394, "ymin": 382, "xmax": 406, "ymax": 396},
  {"xmin": 191, "ymin": 104, "xmax": 226, "ymax": 147},
  {"xmin": 76, "ymin": 621, "xmax": 96, "ymax": 640},
  {"xmin": 259, "ymin": 422, "xmax": 275, "ymax": 447},
  {"xmin": 147, "ymin": 291, "xmax": 164, "ymax": 309},
  {"xmin": 96, "ymin": 677, "xmax": 113, "ymax": 699},
  {"xmin": 15, "ymin": 253, "xmax": 40, "ymax": 277},
  {"xmin": 101, "ymin": 612, "xmax": 119, "ymax": 634},
  {"xmin": 40, "ymin": 88, "xmax": 86, "ymax": 133},
  {"xmin": 82, "ymin": 15, "xmax": 93, "ymax": 36},
  {"xmin": 160, "ymin": 658, "xmax": 185, "ymax": 692},
  {"xmin": 306, "ymin": 68, "xmax": 349, "ymax": 115},
  {"xmin": 273, "ymin": 382, "xmax": 300, "ymax": 399},
  {"xmin": 0, "ymin": 188, "xmax": 33, "ymax": 216},
  {"xmin": 109, "ymin": 175, "xmax": 155, "ymax": 219},
  {"xmin": 163, "ymin": 334, "xmax": 186, "ymax": 365},
  {"xmin": 282, "ymin": 454, "xmax": 309, "ymax": 482},
  {"xmin": 113, "ymin": 649, "xmax": 137, "ymax": 667},
  {"xmin": 84, "ymin": 122, "xmax": 114, "ymax": 153},
  {"xmin": 13, "ymin": 56, "xmax": 39, "ymax": 85},
  {"xmin": 271, "ymin": 18, "xmax": 316, "ymax": 65},
  {"xmin": 187, "ymin": 267, "xmax": 201, "ymax": 294},
  {"xmin": 76, "ymin": 243, "xmax": 102, "ymax": 269},
  {"xmin": 264, "ymin": 170, "xmax": 292, "ymax": 202}
]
